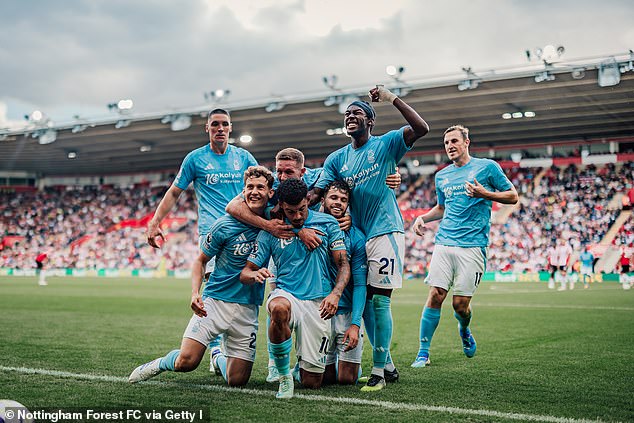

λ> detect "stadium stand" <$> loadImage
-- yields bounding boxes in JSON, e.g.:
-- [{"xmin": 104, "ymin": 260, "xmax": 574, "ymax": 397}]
[{"xmin": 1, "ymin": 159, "xmax": 632, "ymax": 276}]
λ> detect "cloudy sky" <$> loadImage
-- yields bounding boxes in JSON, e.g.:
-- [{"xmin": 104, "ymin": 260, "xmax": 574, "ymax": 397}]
[{"xmin": 0, "ymin": 0, "xmax": 632, "ymax": 128}]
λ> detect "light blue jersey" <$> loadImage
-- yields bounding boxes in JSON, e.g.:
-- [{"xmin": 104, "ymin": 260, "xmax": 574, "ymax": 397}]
[
  {"xmin": 248, "ymin": 210, "xmax": 346, "ymax": 300},
  {"xmin": 435, "ymin": 157, "xmax": 513, "ymax": 247},
  {"xmin": 326, "ymin": 225, "xmax": 367, "ymax": 327},
  {"xmin": 174, "ymin": 144, "xmax": 257, "ymax": 236},
  {"xmin": 580, "ymin": 251, "xmax": 594, "ymax": 267},
  {"xmin": 200, "ymin": 214, "xmax": 264, "ymax": 305},
  {"xmin": 316, "ymin": 127, "xmax": 409, "ymax": 239},
  {"xmin": 271, "ymin": 167, "xmax": 323, "ymax": 211}
]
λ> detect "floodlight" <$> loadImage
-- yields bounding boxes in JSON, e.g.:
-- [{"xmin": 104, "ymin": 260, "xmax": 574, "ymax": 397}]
[
  {"xmin": 170, "ymin": 115, "xmax": 192, "ymax": 131},
  {"xmin": 265, "ymin": 102, "xmax": 285, "ymax": 112},
  {"xmin": 502, "ymin": 113, "xmax": 512, "ymax": 120},
  {"xmin": 524, "ymin": 111, "xmax": 536, "ymax": 118},
  {"xmin": 72, "ymin": 124, "xmax": 88, "ymax": 134},
  {"xmin": 598, "ymin": 58, "xmax": 620, "ymax": 87},
  {"xmin": 38, "ymin": 129, "xmax": 57, "ymax": 145},
  {"xmin": 67, "ymin": 151, "xmax": 77, "ymax": 159},
  {"xmin": 534, "ymin": 71, "xmax": 555, "ymax": 83},
  {"xmin": 115, "ymin": 120, "xmax": 131, "ymax": 129},
  {"xmin": 117, "ymin": 99, "xmax": 134, "ymax": 110},
  {"xmin": 239, "ymin": 135, "xmax": 252, "ymax": 143},
  {"xmin": 140, "ymin": 145, "xmax": 152, "ymax": 152},
  {"xmin": 512, "ymin": 112, "xmax": 523, "ymax": 119},
  {"xmin": 31, "ymin": 110, "xmax": 43, "ymax": 121}
]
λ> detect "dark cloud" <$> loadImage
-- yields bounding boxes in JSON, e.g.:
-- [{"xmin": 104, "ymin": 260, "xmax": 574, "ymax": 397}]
[{"xmin": 0, "ymin": 0, "xmax": 631, "ymax": 120}]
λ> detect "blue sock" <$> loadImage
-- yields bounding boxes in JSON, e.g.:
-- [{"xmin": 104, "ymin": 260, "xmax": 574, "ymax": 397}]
[
  {"xmin": 215, "ymin": 353, "xmax": 228, "ymax": 381},
  {"xmin": 365, "ymin": 298, "xmax": 396, "ymax": 373},
  {"xmin": 371, "ymin": 295, "xmax": 392, "ymax": 376},
  {"xmin": 269, "ymin": 338, "xmax": 292, "ymax": 376},
  {"xmin": 267, "ymin": 315, "xmax": 275, "ymax": 366},
  {"xmin": 208, "ymin": 335, "xmax": 221, "ymax": 350},
  {"xmin": 419, "ymin": 307, "xmax": 441, "ymax": 356},
  {"xmin": 158, "ymin": 349, "xmax": 180, "ymax": 371},
  {"xmin": 454, "ymin": 310, "xmax": 472, "ymax": 335},
  {"xmin": 363, "ymin": 299, "xmax": 376, "ymax": 346}
]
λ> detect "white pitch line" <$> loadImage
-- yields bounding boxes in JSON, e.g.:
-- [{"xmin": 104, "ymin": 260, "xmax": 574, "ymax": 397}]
[{"xmin": 0, "ymin": 366, "xmax": 616, "ymax": 423}]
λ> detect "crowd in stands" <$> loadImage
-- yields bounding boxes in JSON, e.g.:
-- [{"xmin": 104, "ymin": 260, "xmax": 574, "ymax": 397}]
[
  {"xmin": 0, "ymin": 185, "xmax": 198, "ymax": 271},
  {"xmin": 1, "ymin": 161, "xmax": 632, "ymax": 275}
]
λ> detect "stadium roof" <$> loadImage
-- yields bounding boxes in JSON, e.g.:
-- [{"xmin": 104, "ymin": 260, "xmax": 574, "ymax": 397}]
[{"xmin": 2, "ymin": 55, "xmax": 633, "ymax": 176}]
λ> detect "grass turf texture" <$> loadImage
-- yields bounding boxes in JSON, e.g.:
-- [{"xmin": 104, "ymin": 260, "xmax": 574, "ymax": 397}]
[{"xmin": 1, "ymin": 277, "xmax": 633, "ymax": 422}]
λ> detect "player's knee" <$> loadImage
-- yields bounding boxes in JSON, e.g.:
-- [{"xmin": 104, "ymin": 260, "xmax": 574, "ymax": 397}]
[
  {"xmin": 227, "ymin": 374, "xmax": 249, "ymax": 387},
  {"xmin": 337, "ymin": 368, "xmax": 358, "ymax": 385},
  {"xmin": 269, "ymin": 301, "xmax": 291, "ymax": 323},
  {"xmin": 301, "ymin": 377, "xmax": 322, "ymax": 389}
]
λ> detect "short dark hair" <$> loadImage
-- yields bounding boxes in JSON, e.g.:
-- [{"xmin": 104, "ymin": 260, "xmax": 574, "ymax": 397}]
[
  {"xmin": 276, "ymin": 148, "xmax": 304, "ymax": 167},
  {"xmin": 207, "ymin": 108, "xmax": 230, "ymax": 120},
  {"xmin": 324, "ymin": 180, "xmax": 350, "ymax": 198},
  {"xmin": 444, "ymin": 124, "xmax": 469, "ymax": 140},
  {"xmin": 277, "ymin": 178, "xmax": 308, "ymax": 206},
  {"xmin": 244, "ymin": 166, "xmax": 274, "ymax": 188}
]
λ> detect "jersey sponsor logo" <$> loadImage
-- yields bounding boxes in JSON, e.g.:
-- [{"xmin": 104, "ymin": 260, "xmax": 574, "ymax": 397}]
[
  {"xmin": 442, "ymin": 183, "xmax": 466, "ymax": 199},
  {"xmin": 205, "ymin": 172, "xmax": 243, "ymax": 185},
  {"xmin": 345, "ymin": 162, "xmax": 380, "ymax": 189},
  {"xmin": 330, "ymin": 239, "xmax": 345, "ymax": 249},
  {"xmin": 234, "ymin": 240, "xmax": 255, "ymax": 256}
]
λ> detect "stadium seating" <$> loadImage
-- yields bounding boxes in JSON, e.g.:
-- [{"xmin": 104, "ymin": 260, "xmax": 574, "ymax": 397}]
[{"xmin": 1, "ymin": 161, "xmax": 632, "ymax": 274}]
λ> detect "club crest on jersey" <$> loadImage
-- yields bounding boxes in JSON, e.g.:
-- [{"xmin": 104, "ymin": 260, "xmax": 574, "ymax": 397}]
[
  {"xmin": 467, "ymin": 170, "xmax": 476, "ymax": 181},
  {"xmin": 367, "ymin": 149, "xmax": 375, "ymax": 164},
  {"xmin": 233, "ymin": 159, "xmax": 240, "ymax": 170}
]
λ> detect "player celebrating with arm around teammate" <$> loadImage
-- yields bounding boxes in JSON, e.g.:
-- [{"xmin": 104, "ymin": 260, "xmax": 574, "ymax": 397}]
[
  {"xmin": 410, "ymin": 125, "xmax": 518, "ymax": 368},
  {"xmin": 309, "ymin": 85, "xmax": 430, "ymax": 392},
  {"xmin": 241, "ymin": 178, "xmax": 350, "ymax": 399},
  {"xmin": 128, "ymin": 166, "xmax": 275, "ymax": 387}
]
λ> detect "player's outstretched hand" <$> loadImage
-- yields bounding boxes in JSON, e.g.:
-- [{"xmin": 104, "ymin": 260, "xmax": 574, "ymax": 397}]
[
  {"xmin": 337, "ymin": 215, "xmax": 352, "ymax": 232},
  {"xmin": 465, "ymin": 178, "xmax": 488, "ymax": 199},
  {"xmin": 268, "ymin": 219, "xmax": 294, "ymax": 239},
  {"xmin": 342, "ymin": 325, "xmax": 360, "ymax": 351},
  {"xmin": 385, "ymin": 168, "xmax": 401, "ymax": 189},
  {"xmin": 298, "ymin": 228, "xmax": 324, "ymax": 251},
  {"xmin": 413, "ymin": 216, "xmax": 426, "ymax": 236},
  {"xmin": 319, "ymin": 293, "xmax": 339, "ymax": 320},
  {"xmin": 191, "ymin": 294, "xmax": 207, "ymax": 317},
  {"xmin": 146, "ymin": 220, "xmax": 165, "ymax": 248},
  {"xmin": 369, "ymin": 85, "xmax": 397, "ymax": 103}
]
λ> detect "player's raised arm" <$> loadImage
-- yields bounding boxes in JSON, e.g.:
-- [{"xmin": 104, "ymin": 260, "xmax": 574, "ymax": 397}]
[
  {"xmin": 369, "ymin": 85, "xmax": 430, "ymax": 147},
  {"xmin": 413, "ymin": 204, "xmax": 445, "ymax": 237}
]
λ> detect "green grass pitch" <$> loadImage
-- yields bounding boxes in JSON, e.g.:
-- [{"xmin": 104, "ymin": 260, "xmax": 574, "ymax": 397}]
[{"xmin": 1, "ymin": 277, "xmax": 633, "ymax": 422}]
